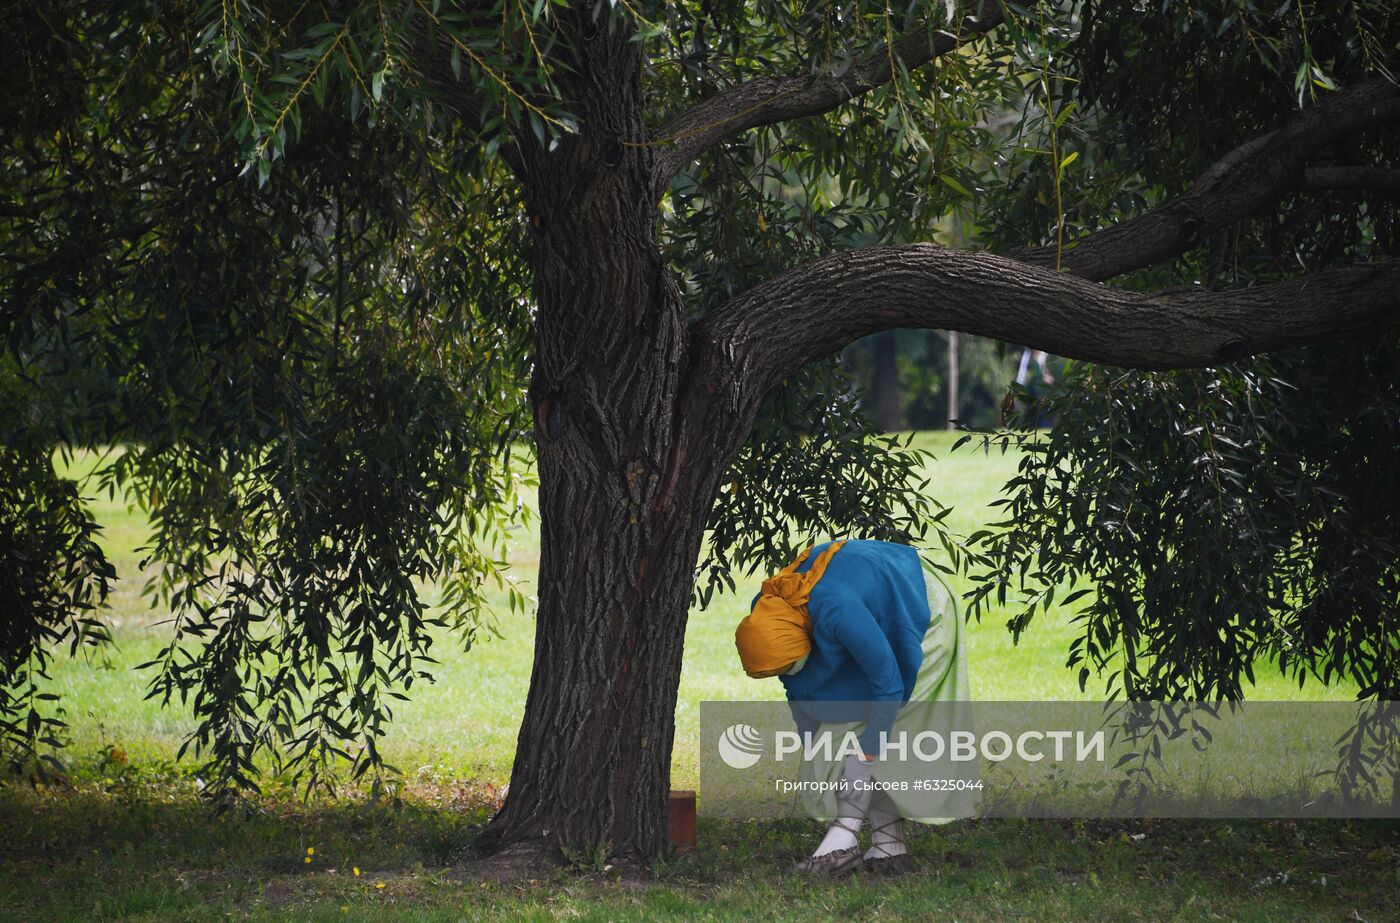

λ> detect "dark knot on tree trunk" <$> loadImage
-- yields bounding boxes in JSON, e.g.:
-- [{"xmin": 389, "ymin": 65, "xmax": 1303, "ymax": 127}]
[
  {"xmin": 1179, "ymin": 211, "xmax": 1203, "ymax": 248},
  {"xmin": 536, "ymin": 395, "xmax": 565, "ymax": 441},
  {"xmin": 1216, "ymin": 339, "xmax": 1248, "ymax": 363}
]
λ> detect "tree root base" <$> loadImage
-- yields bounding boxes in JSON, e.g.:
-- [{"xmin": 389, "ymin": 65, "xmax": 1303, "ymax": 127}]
[{"xmin": 445, "ymin": 836, "xmax": 663, "ymax": 885}]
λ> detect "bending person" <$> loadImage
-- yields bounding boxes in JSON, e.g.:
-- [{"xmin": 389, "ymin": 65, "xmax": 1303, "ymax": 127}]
[{"xmin": 734, "ymin": 538, "xmax": 970, "ymax": 875}]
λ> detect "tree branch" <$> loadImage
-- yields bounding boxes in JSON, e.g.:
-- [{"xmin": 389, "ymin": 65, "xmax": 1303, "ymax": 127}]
[
  {"xmin": 649, "ymin": 4, "xmax": 1005, "ymax": 191},
  {"xmin": 406, "ymin": 15, "xmax": 527, "ymax": 173},
  {"xmin": 688, "ymin": 78, "xmax": 1400, "ymax": 424},
  {"xmin": 695, "ymin": 245, "xmax": 1399, "ymax": 412},
  {"xmin": 1303, "ymin": 165, "xmax": 1400, "ymax": 195},
  {"xmin": 1013, "ymin": 78, "xmax": 1400, "ymax": 281}
]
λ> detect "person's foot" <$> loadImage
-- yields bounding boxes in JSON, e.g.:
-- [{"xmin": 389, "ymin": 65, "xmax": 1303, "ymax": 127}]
[
  {"xmin": 794, "ymin": 845, "xmax": 863, "ymax": 876},
  {"xmin": 862, "ymin": 852, "xmax": 915, "ymax": 876}
]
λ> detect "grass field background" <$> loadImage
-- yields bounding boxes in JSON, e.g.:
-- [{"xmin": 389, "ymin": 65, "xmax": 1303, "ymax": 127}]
[
  {"xmin": 4, "ymin": 431, "xmax": 1388, "ymax": 922},
  {"xmin": 40, "ymin": 431, "xmax": 1356, "ymax": 790}
]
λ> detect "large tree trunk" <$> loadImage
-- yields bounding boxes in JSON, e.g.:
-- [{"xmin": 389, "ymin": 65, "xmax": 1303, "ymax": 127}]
[
  {"xmin": 485, "ymin": 15, "xmax": 737, "ymax": 861},
  {"xmin": 488, "ymin": 185, "xmax": 709, "ymax": 859},
  {"xmin": 490, "ymin": 445, "xmax": 715, "ymax": 858}
]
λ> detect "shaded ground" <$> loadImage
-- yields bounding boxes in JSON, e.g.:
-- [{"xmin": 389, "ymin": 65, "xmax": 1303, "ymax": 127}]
[{"xmin": 2, "ymin": 773, "xmax": 1396, "ymax": 922}]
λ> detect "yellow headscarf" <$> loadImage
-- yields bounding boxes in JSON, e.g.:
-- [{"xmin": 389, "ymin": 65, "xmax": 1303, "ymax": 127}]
[{"xmin": 734, "ymin": 542, "xmax": 846, "ymax": 678}]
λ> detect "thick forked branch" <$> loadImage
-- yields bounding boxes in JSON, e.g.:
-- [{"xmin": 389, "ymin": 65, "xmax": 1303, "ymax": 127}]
[
  {"xmin": 697, "ymin": 245, "xmax": 1400, "ymax": 405},
  {"xmin": 650, "ymin": 4, "xmax": 1004, "ymax": 190},
  {"xmin": 1015, "ymin": 78, "xmax": 1400, "ymax": 281}
]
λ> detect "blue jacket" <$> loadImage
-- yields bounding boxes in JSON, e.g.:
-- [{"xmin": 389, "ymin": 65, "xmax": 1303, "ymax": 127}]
[{"xmin": 772, "ymin": 540, "xmax": 930, "ymax": 755}]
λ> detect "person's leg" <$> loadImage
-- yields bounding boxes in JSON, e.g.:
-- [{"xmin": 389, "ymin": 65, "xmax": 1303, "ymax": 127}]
[
  {"xmin": 796, "ymin": 754, "xmax": 873, "ymax": 873},
  {"xmin": 852, "ymin": 560, "xmax": 965, "ymax": 873},
  {"xmin": 864, "ymin": 791, "xmax": 907, "ymax": 860}
]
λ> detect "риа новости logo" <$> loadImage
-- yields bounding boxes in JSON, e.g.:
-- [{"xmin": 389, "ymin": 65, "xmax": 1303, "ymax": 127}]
[{"xmin": 717, "ymin": 723, "xmax": 764, "ymax": 769}]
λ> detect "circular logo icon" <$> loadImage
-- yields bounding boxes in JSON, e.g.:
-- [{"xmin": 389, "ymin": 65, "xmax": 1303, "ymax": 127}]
[{"xmin": 717, "ymin": 723, "xmax": 764, "ymax": 770}]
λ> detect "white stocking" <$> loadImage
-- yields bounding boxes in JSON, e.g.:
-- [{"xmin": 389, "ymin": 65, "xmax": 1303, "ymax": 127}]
[
  {"xmin": 864, "ymin": 791, "xmax": 907, "ymax": 860},
  {"xmin": 811, "ymin": 754, "xmax": 874, "ymax": 857}
]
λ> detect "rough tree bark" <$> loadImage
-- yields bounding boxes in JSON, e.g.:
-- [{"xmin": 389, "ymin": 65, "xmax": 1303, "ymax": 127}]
[
  {"xmin": 462, "ymin": 11, "xmax": 1400, "ymax": 862},
  {"xmin": 483, "ymin": 15, "xmax": 747, "ymax": 860}
]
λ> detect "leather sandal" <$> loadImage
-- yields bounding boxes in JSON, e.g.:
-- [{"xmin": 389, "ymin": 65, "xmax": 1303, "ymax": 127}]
[
  {"xmin": 862, "ymin": 852, "xmax": 914, "ymax": 875},
  {"xmin": 863, "ymin": 815, "xmax": 912, "ymax": 874},
  {"xmin": 794, "ymin": 845, "xmax": 863, "ymax": 876}
]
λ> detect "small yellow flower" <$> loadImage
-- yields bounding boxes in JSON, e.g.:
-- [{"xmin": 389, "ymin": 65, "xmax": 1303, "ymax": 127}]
[
  {"xmin": 353, "ymin": 867, "xmax": 360, "ymax": 876},
  {"xmin": 306, "ymin": 847, "xmax": 315, "ymax": 856},
  {"xmin": 304, "ymin": 857, "xmax": 312, "ymax": 864},
  {"xmin": 375, "ymin": 882, "xmax": 385, "ymax": 890}
]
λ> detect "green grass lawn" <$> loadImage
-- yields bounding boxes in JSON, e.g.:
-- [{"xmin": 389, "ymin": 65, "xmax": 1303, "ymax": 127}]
[
  {"xmin": 4, "ymin": 780, "xmax": 1395, "ymax": 922},
  {"xmin": 3, "ymin": 431, "xmax": 1387, "ymax": 922},
  {"xmin": 37, "ymin": 431, "xmax": 1357, "ymax": 788}
]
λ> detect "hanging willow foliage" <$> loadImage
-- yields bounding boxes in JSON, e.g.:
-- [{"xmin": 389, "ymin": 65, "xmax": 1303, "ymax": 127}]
[{"xmin": 2, "ymin": 0, "xmax": 1396, "ymax": 809}]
